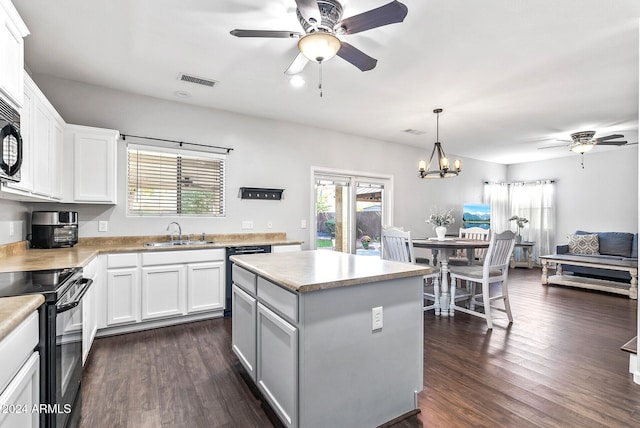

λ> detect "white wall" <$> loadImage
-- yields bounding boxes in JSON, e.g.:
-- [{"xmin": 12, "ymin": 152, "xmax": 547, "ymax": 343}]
[
  {"xmin": 507, "ymin": 146, "xmax": 639, "ymax": 246},
  {"xmin": 21, "ymin": 74, "xmax": 506, "ymax": 247},
  {"xmin": 0, "ymin": 199, "xmax": 30, "ymax": 244}
]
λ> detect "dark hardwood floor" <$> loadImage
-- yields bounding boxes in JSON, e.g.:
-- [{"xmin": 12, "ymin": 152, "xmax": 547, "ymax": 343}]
[{"xmin": 79, "ymin": 268, "xmax": 640, "ymax": 427}]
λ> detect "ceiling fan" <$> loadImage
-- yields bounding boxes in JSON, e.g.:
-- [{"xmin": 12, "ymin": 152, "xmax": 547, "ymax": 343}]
[
  {"xmin": 539, "ymin": 131, "xmax": 629, "ymax": 154},
  {"xmin": 539, "ymin": 130, "xmax": 631, "ymax": 169},
  {"xmin": 230, "ymin": 0, "xmax": 408, "ymax": 75}
]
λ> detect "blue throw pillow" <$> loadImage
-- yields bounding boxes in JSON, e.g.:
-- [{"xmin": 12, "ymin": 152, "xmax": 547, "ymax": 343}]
[{"xmin": 597, "ymin": 232, "xmax": 633, "ymax": 257}]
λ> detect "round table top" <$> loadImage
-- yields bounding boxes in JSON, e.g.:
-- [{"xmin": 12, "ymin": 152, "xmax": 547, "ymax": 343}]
[{"xmin": 412, "ymin": 238, "xmax": 490, "ymax": 249}]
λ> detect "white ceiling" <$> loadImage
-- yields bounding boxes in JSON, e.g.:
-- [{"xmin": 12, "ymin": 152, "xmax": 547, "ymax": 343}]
[{"xmin": 12, "ymin": 0, "xmax": 640, "ymax": 164}]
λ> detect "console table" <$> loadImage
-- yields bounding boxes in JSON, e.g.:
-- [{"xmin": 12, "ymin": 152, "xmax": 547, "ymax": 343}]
[
  {"xmin": 510, "ymin": 241, "xmax": 535, "ymax": 269},
  {"xmin": 539, "ymin": 254, "xmax": 638, "ymax": 299}
]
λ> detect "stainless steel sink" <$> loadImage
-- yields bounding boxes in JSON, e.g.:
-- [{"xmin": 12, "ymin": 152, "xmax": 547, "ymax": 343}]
[{"xmin": 144, "ymin": 240, "xmax": 215, "ymax": 247}]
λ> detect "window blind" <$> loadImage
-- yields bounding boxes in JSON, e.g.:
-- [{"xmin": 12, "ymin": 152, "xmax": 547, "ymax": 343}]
[{"xmin": 127, "ymin": 144, "xmax": 225, "ymax": 217}]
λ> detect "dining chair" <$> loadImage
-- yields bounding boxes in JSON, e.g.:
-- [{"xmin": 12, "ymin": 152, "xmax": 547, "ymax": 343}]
[
  {"xmin": 448, "ymin": 230, "xmax": 516, "ymax": 329},
  {"xmin": 381, "ymin": 227, "xmax": 441, "ymax": 312},
  {"xmin": 449, "ymin": 227, "xmax": 491, "ymax": 266}
]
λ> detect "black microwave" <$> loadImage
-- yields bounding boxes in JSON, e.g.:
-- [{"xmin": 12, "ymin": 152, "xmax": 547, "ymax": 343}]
[{"xmin": 0, "ymin": 96, "xmax": 22, "ymax": 183}]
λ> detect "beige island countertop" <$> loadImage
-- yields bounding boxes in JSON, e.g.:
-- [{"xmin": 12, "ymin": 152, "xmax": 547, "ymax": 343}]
[
  {"xmin": 0, "ymin": 295, "xmax": 45, "ymax": 341},
  {"xmin": 231, "ymin": 250, "xmax": 432, "ymax": 293},
  {"xmin": 0, "ymin": 233, "xmax": 303, "ymax": 273}
]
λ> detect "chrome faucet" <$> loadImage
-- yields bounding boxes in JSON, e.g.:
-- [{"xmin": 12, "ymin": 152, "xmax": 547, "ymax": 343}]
[{"xmin": 166, "ymin": 222, "xmax": 182, "ymax": 242}]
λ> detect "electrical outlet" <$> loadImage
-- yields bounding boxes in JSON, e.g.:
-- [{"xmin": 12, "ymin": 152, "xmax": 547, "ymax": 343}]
[
  {"xmin": 301, "ymin": 219, "xmax": 307, "ymax": 229},
  {"xmin": 267, "ymin": 221, "xmax": 273, "ymax": 229},
  {"xmin": 242, "ymin": 220, "xmax": 254, "ymax": 230},
  {"xmin": 372, "ymin": 306, "xmax": 383, "ymax": 331},
  {"xmin": 98, "ymin": 221, "xmax": 108, "ymax": 232},
  {"xmin": 8, "ymin": 222, "xmax": 14, "ymax": 237}
]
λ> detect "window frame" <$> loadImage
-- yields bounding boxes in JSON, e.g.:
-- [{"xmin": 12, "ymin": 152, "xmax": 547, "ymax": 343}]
[{"xmin": 126, "ymin": 143, "xmax": 226, "ymax": 218}]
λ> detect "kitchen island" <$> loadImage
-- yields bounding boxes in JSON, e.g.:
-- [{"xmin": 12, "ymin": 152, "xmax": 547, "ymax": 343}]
[{"xmin": 230, "ymin": 250, "xmax": 431, "ymax": 428}]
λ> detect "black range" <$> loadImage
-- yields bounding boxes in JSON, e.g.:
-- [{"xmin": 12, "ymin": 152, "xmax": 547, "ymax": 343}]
[{"xmin": 0, "ymin": 267, "xmax": 92, "ymax": 428}]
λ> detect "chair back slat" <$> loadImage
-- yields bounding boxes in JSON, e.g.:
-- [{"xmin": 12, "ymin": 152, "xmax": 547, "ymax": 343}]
[
  {"xmin": 485, "ymin": 230, "xmax": 516, "ymax": 270},
  {"xmin": 381, "ymin": 227, "xmax": 416, "ymax": 264},
  {"xmin": 459, "ymin": 227, "xmax": 491, "ymax": 261}
]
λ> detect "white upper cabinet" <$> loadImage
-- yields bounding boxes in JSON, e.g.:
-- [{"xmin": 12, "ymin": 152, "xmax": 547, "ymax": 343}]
[
  {"xmin": 0, "ymin": 0, "xmax": 28, "ymax": 109},
  {"xmin": 2, "ymin": 73, "xmax": 119, "ymax": 204},
  {"xmin": 67, "ymin": 124, "xmax": 119, "ymax": 204},
  {"xmin": 12, "ymin": 73, "xmax": 64, "ymax": 200}
]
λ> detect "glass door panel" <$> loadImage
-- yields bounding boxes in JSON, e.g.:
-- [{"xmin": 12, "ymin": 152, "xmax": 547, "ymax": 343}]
[
  {"xmin": 315, "ymin": 178, "xmax": 350, "ymax": 253},
  {"xmin": 355, "ymin": 182, "xmax": 383, "ymax": 257}
]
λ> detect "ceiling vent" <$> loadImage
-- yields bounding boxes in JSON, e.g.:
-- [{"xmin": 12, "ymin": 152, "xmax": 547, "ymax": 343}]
[
  {"xmin": 177, "ymin": 73, "xmax": 217, "ymax": 87},
  {"xmin": 403, "ymin": 129, "xmax": 426, "ymax": 135}
]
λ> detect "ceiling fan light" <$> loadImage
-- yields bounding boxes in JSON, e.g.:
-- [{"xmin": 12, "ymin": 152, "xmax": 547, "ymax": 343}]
[
  {"xmin": 298, "ymin": 32, "xmax": 341, "ymax": 62},
  {"xmin": 570, "ymin": 143, "xmax": 594, "ymax": 154}
]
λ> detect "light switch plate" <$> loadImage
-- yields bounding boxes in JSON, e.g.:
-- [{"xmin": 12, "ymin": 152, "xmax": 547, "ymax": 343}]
[
  {"xmin": 98, "ymin": 221, "xmax": 108, "ymax": 232},
  {"xmin": 372, "ymin": 306, "xmax": 383, "ymax": 331},
  {"xmin": 242, "ymin": 220, "xmax": 254, "ymax": 230}
]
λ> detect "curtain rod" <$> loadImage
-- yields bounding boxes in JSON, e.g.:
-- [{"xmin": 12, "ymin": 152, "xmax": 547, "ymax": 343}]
[
  {"xmin": 484, "ymin": 179, "xmax": 555, "ymax": 185},
  {"xmin": 121, "ymin": 133, "xmax": 234, "ymax": 154}
]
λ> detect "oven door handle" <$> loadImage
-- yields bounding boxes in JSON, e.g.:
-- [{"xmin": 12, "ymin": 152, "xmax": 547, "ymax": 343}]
[{"xmin": 56, "ymin": 278, "xmax": 93, "ymax": 313}]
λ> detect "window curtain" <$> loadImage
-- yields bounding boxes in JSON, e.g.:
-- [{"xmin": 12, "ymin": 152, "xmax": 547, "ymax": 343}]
[
  {"xmin": 483, "ymin": 182, "xmax": 510, "ymax": 233},
  {"xmin": 509, "ymin": 181, "xmax": 555, "ymax": 263},
  {"xmin": 484, "ymin": 180, "xmax": 556, "ymax": 264}
]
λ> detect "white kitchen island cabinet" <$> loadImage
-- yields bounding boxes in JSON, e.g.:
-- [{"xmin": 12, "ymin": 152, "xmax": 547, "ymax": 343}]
[{"xmin": 230, "ymin": 250, "xmax": 431, "ymax": 428}]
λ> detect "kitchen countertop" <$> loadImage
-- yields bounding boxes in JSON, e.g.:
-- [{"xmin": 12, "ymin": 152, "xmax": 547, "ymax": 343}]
[
  {"xmin": 231, "ymin": 250, "xmax": 432, "ymax": 293},
  {"xmin": 0, "ymin": 233, "xmax": 303, "ymax": 273},
  {"xmin": 0, "ymin": 295, "xmax": 45, "ymax": 341}
]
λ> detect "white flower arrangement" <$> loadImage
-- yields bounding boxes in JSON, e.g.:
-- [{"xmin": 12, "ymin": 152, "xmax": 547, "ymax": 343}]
[
  {"xmin": 509, "ymin": 215, "xmax": 529, "ymax": 230},
  {"xmin": 426, "ymin": 208, "xmax": 455, "ymax": 228}
]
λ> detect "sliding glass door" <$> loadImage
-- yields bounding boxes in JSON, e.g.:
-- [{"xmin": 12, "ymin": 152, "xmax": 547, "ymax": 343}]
[{"xmin": 313, "ymin": 170, "xmax": 391, "ymax": 256}]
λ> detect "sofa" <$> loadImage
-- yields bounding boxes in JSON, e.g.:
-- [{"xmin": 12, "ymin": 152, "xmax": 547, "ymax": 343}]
[{"xmin": 557, "ymin": 230, "xmax": 638, "ymax": 282}]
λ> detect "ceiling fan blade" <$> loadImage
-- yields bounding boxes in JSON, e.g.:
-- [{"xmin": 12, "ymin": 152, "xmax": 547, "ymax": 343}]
[
  {"xmin": 337, "ymin": 42, "xmax": 377, "ymax": 71},
  {"xmin": 230, "ymin": 29, "xmax": 301, "ymax": 38},
  {"xmin": 597, "ymin": 141, "xmax": 628, "ymax": 146},
  {"xmin": 284, "ymin": 52, "xmax": 310, "ymax": 75},
  {"xmin": 595, "ymin": 134, "xmax": 624, "ymax": 142},
  {"xmin": 337, "ymin": 0, "xmax": 408, "ymax": 35},
  {"xmin": 294, "ymin": 0, "xmax": 321, "ymax": 25},
  {"xmin": 537, "ymin": 144, "xmax": 568, "ymax": 150}
]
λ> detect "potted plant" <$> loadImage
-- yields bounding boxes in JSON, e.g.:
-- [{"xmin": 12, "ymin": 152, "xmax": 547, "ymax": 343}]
[
  {"xmin": 509, "ymin": 215, "xmax": 528, "ymax": 242},
  {"xmin": 426, "ymin": 208, "xmax": 455, "ymax": 240},
  {"xmin": 360, "ymin": 235, "xmax": 372, "ymax": 249}
]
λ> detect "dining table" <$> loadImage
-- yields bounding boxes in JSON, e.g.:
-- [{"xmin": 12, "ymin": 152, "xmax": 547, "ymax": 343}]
[{"xmin": 413, "ymin": 238, "xmax": 490, "ymax": 316}]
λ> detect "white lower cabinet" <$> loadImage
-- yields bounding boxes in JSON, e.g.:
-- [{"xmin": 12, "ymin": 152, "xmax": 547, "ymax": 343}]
[
  {"xmin": 256, "ymin": 303, "xmax": 298, "ymax": 428},
  {"xmin": 187, "ymin": 261, "xmax": 224, "ymax": 313},
  {"xmin": 82, "ymin": 257, "xmax": 103, "ymax": 364},
  {"xmin": 232, "ymin": 285, "xmax": 257, "ymax": 381},
  {"xmin": 99, "ymin": 249, "xmax": 225, "ymax": 334},
  {"xmin": 106, "ymin": 266, "xmax": 140, "ymax": 326},
  {"xmin": 141, "ymin": 265, "xmax": 186, "ymax": 320},
  {"xmin": 0, "ymin": 353, "xmax": 39, "ymax": 428},
  {"xmin": 0, "ymin": 311, "xmax": 40, "ymax": 428},
  {"xmin": 232, "ymin": 266, "xmax": 299, "ymax": 428}
]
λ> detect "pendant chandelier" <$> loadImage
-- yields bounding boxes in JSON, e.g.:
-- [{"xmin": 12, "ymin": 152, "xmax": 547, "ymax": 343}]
[{"xmin": 418, "ymin": 108, "xmax": 461, "ymax": 179}]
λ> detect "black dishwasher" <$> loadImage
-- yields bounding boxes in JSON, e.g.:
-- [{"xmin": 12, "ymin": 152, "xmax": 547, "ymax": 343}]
[{"xmin": 225, "ymin": 245, "xmax": 271, "ymax": 316}]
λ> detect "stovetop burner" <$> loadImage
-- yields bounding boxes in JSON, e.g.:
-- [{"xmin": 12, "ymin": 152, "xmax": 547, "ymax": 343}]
[{"xmin": 0, "ymin": 267, "xmax": 82, "ymax": 301}]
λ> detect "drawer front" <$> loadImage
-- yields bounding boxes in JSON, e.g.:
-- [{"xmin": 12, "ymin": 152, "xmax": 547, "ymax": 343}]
[
  {"xmin": 257, "ymin": 277, "xmax": 298, "ymax": 324},
  {"xmin": 233, "ymin": 265, "xmax": 257, "ymax": 295},
  {"xmin": 107, "ymin": 253, "xmax": 139, "ymax": 269},
  {"xmin": 142, "ymin": 249, "xmax": 224, "ymax": 266},
  {"xmin": 0, "ymin": 312, "xmax": 39, "ymax": 394}
]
